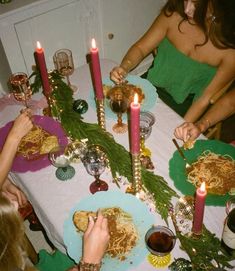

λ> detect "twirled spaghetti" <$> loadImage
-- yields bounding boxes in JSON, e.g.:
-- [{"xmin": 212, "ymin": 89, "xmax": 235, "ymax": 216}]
[
  {"xmin": 187, "ymin": 150, "xmax": 235, "ymax": 195},
  {"xmin": 73, "ymin": 207, "xmax": 139, "ymax": 260},
  {"xmin": 17, "ymin": 125, "xmax": 50, "ymax": 158}
]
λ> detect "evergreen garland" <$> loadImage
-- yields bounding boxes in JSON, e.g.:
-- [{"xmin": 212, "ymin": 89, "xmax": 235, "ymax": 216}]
[{"xmin": 31, "ymin": 70, "xmax": 235, "ymax": 270}]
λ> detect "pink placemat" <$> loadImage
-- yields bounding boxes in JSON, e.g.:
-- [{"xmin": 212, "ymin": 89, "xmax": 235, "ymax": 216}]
[
  {"xmin": 0, "ymin": 115, "xmax": 68, "ymax": 173},
  {"xmin": 0, "ymin": 94, "xmax": 48, "ymax": 113}
]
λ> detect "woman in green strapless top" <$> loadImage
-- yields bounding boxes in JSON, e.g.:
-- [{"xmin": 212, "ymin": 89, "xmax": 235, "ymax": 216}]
[{"xmin": 110, "ymin": 0, "xmax": 235, "ymax": 122}]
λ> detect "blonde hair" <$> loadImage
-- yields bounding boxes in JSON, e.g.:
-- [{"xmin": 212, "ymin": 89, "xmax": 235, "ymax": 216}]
[{"xmin": 0, "ymin": 194, "xmax": 37, "ymax": 271}]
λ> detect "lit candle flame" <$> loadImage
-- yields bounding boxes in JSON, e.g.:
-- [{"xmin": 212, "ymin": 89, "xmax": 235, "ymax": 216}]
[
  {"xmin": 36, "ymin": 41, "xmax": 42, "ymax": 49},
  {"xmin": 133, "ymin": 93, "xmax": 139, "ymax": 104},
  {"xmin": 91, "ymin": 38, "xmax": 97, "ymax": 49},
  {"xmin": 200, "ymin": 182, "xmax": 206, "ymax": 192}
]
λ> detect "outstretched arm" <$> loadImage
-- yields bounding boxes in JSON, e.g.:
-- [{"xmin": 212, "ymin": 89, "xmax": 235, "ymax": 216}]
[
  {"xmin": 0, "ymin": 109, "xmax": 33, "ymax": 188},
  {"xmin": 110, "ymin": 11, "xmax": 170, "ymax": 84},
  {"xmin": 175, "ymin": 88, "xmax": 235, "ymax": 142}
]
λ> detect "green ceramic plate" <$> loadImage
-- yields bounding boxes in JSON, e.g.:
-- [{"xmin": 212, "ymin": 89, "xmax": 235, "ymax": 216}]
[{"xmin": 169, "ymin": 139, "xmax": 235, "ymax": 206}]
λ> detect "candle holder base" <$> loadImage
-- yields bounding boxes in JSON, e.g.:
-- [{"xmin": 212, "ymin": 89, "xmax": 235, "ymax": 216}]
[
  {"xmin": 96, "ymin": 99, "xmax": 106, "ymax": 130},
  {"xmin": 131, "ymin": 153, "xmax": 142, "ymax": 194}
]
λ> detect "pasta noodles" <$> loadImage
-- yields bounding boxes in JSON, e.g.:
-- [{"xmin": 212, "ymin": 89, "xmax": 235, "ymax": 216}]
[
  {"xmin": 187, "ymin": 150, "xmax": 235, "ymax": 195},
  {"xmin": 73, "ymin": 207, "xmax": 139, "ymax": 261},
  {"xmin": 17, "ymin": 125, "xmax": 58, "ymax": 159}
]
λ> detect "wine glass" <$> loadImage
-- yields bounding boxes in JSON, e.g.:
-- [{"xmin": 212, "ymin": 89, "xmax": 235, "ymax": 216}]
[
  {"xmin": 140, "ymin": 111, "xmax": 155, "ymax": 157},
  {"xmin": 9, "ymin": 72, "xmax": 32, "ymax": 108},
  {"xmin": 53, "ymin": 49, "xmax": 77, "ymax": 93},
  {"xmin": 109, "ymin": 87, "xmax": 128, "ymax": 133},
  {"xmin": 49, "ymin": 145, "xmax": 75, "ymax": 181},
  {"xmin": 145, "ymin": 225, "xmax": 176, "ymax": 268},
  {"xmin": 82, "ymin": 145, "xmax": 108, "ymax": 194}
]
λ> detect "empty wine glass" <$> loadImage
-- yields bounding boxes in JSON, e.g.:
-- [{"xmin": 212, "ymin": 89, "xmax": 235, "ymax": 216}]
[
  {"xmin": 145, "ymin": 225, "xmax": 176, "ymax": 268},
  {"xmin": 82, "ymin": 145, "xmax": 108, "ymax": 194},
  {"xmin": 9, "ymin": 72, "xmax": 32, "ymax": 108},
  {"xmin": 53, "ymin": 49, "xmax": 77, "ymax": 93},
  {"xmin": 109, "ymin": 87, "xmax": 128, "ymax": 134},
  {"xmin": 49, "ymin": 145, "xmax": 75, "ymax": 181},
  {"xmin": 140, "ymin": 111, "xmax": 155, "ymax": 157}
]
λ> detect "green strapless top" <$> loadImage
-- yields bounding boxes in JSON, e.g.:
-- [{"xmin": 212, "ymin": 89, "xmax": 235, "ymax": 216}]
[{"xmin": 147, "ymin": 38, "xmax": 217, "ymax": 104}]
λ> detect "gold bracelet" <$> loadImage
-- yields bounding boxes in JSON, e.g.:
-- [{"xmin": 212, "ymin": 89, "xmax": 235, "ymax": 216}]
[{"xmin": 78, "ymin": 260, "xmax": 102, "ymax": 271}]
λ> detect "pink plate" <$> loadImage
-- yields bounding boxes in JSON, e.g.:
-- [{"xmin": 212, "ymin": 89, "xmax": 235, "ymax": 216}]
[{"xmin": 0, "ymin": 115, "xmax": 68, "ymax": 173}]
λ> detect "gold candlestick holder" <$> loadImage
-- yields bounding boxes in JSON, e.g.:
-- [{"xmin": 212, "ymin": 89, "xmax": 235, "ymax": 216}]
[
  {"xmin": 126, "ymin": 153, "xmax": 142, "ymax": 195},
  {"xmin": 96, "ymin": 98, "xmax": 106, "ymax": 130}
]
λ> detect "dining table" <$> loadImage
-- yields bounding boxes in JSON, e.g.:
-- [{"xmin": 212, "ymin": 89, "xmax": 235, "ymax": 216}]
[{"xmin": 0, "ymin": 58, "xmax": 234, "ymax": 270}]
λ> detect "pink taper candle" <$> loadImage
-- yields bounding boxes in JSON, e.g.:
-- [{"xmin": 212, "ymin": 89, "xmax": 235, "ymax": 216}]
[
  {"xmin": 35, "ymin": 41, "xmax": 51, "ymax": 97},
  {"xmin": 130, "ymin": 94, "xmax": 140, "ymax": 154},
  {"xmin": 90, "ymin": 38, "xmax": 104, "ymax": 100},
  {"xmin": 192, "ymin": 182, "xmax": 207, "ymax": 235}
]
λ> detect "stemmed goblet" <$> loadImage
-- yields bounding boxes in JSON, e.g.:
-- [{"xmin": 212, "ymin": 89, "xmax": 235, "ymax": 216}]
[
  {"xmin": 145, "ymin": 225, "xmax": 176, "ymax": 268},
  {"xmin": 49, "ymin": 145, "xmax": 75, "ymax": 181},
  {"xmin": 109, "ymin": 87, "xmax": 128, "ymax": 133},
  {"xmin": 140, "ymin": 111, "xmax": 155, "ymax": 157},
  {"xmin": 53, "ymin": 49, "xmax": 77, "ymax": 93},
  {"xmin": 82, "ymin": 145, "xmax": 108, "ymax": 194},
  {"xmin": 9, "ymin": 72, "xmax": 32, "ymax": 108}
]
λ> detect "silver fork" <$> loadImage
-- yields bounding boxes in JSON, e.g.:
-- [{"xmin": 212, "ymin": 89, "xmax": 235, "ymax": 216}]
[{"xmin": 172, "ymin": 139, "xmax": 192, "ymax": 172}]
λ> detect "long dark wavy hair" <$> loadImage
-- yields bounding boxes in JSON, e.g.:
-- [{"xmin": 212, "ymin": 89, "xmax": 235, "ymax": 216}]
[{"xmin": 162, "ymin": 0, "xmax": 235, "ymax": 49}]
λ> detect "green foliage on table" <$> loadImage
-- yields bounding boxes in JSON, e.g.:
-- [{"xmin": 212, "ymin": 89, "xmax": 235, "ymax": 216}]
[
  {"xmin": 176, "ymin": 227, "xmax": 235, "ymax": 270},
  {"xmin": 30, "ymin": 70, "xmax": 235, "ymax": 270}
]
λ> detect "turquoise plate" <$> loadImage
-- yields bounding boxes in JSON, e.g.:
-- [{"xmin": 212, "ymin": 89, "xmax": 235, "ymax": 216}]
[
  {"xmin": 89, "ymin": 75, "xmax": 158, "ymax": 120},
  {"xmin": 63, "ymin": 190, "xmax": 154, "ymax": 270},
  {"xmin": 169, "ymin": 139, "xmax": 235, "ymax": 206}
]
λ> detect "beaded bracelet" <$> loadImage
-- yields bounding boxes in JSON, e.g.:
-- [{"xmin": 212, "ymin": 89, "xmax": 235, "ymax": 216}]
[{"xmin": 78, "ymin": 260, "xmax": 102, "ymax": 271}]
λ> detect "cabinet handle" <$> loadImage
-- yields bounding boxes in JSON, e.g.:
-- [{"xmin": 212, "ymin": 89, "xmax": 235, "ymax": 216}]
[{"xmin": 108, "ymin": 33, "xmax": 114, "ymax": 40}]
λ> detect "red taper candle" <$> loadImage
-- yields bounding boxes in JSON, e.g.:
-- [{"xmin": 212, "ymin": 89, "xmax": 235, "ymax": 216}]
[
  {"xmin": 192, "ymin": 182, "xmax": 207, "ymax": 235},
  {"xmin": 90, "ymin": 38, "xmax": 104, "ymax": 100},
  {"xmin": 35, "ymin": 41, "xmax": 51, "ymax": 96},
  {"xmin": 130, "ymin": 94, "xmax": 140, "ymax": 154}
]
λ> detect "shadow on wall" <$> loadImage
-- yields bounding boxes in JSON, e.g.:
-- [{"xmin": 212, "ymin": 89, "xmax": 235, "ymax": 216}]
[{"xmin": 0, "ymin": 38, "xmax": 11, "ymax": 94}]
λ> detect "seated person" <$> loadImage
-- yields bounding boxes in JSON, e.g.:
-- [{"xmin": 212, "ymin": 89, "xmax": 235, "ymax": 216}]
[
  {"xmin": 0, "ymin": 194, "xmax": 109, "ymax": 271},
  {"xmin": 174, "ymin": 88, "xmax": 235, "ymax": 142},
  {"xmin": 110, "ymin": 0, "xmax": 235, "ymax": 121},
  {"xmin": 0, "ymin": 109, "xmax": 33, "ymax": 207}
]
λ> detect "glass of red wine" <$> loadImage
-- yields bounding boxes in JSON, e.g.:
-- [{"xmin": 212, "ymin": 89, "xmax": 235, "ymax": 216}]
[
  {"xmin": 109, "ymin": 87, "xmax": 128, "ymax": 134},
  {"xmin": 82, "ymin": 144, "xmax": 108, "ymax": 194},
  {"xmin": 145, "ymin": 225, "xmax": 176, "ymax": 268}
]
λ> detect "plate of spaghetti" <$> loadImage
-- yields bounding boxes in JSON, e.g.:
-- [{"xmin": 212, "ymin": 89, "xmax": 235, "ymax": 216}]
[
  {"xmin": 63, "ymin": 190, "xmax": 154, "ymax": 271},
  {"xmin": 0, "ymin": 115, "xmax": 68, "ymax": 173},
  {"xmin": 169, "ymin": 140, "xmax": 235, "ymax": 206},
  {"xmin": 89, "ymin": 75, "xmax": 158, "ymax": 120}
]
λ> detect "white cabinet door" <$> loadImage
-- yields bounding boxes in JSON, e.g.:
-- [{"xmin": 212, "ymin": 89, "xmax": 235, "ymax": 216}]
[
  {"xmin": 0, "ymin": 0, "xmax": 102, "ymax": 75},
  {"xmin": 100, "ymin": 0, "xmax": 165, "ymax": 74}
]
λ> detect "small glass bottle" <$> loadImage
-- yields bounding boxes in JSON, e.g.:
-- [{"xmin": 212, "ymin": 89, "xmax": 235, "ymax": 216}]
[{"xmin": 221, "ymin": 208, "xmax": 235, "ymax": 255}]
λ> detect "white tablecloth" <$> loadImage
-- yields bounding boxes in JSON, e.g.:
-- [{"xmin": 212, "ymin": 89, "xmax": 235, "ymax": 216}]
[{"xmin": 0, "ymin": 59, "xmax": 230, "ymax": 270}]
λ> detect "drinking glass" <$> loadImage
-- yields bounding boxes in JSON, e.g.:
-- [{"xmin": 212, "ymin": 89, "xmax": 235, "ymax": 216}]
[
  {"xmin": 49, "ymin": 145, "xmax": 75, "ymax": 181},
  {"xmin": 140, "ymin": 111, "xmax": 155, "ymax": 157},
  {"xmin": 53, "ymin": 49, "xmax": 77, "ymax": 93},
  {"xmin": 109, "ymin": 88, "xmax": 128, "ymax": 133},
  {"xmin": 145, "ymin": 225, "xmax": 176, "ymax": 268},
  {"xmin": 82, "ymin": 145, "xmax": 108, "ymax": 194},
  {"xmin": 9, "ymin": 72, "xmax": 32, "ymax": 108}
]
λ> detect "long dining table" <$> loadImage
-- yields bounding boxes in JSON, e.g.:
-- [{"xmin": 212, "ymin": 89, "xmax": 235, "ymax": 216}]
[{"xmin": 0, "ymin": 59, "xmax": 233, "ymax": 270}]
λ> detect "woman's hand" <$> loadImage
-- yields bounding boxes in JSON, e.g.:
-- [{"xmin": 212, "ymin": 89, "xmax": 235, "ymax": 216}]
[
  {"xmin": 174, "ymin": 122, "xmax": 201, "ymax": 142},
  {"xmin": 110, "ymin": 66, "xmax": 127, "ymax": 84},
  {"xmin": 9, "ymin": 109, "xmax": 33, "ymax": 143},
  {"xmin": 1, "ymin": 178, "xmax": 28, "ymax": 207},
  {"xmin": 82, "ymin": 211, "xmax": 110, "ymax": 264}
]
